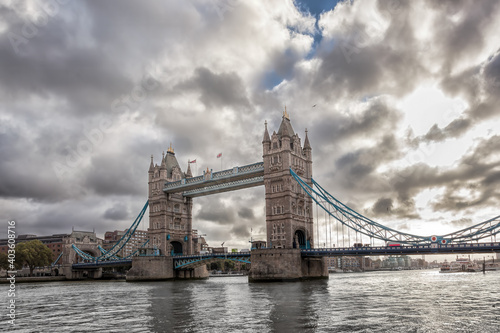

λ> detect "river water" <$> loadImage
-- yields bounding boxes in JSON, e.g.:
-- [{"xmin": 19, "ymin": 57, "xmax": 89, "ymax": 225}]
[{"xmin": 4, "ymin": 270, "xmax": 500, "ymax": 332}]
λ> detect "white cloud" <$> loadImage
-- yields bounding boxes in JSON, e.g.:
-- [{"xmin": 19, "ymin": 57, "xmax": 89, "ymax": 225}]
[{"xmin": 1, "ymin": 0, "xmax": 500, "ymax": 250}]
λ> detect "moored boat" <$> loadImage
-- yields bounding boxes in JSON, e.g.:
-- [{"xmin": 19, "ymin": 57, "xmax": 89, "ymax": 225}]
[{"xmin": 439, "ymin": 257, "xmax": 479, "ymax": 273}]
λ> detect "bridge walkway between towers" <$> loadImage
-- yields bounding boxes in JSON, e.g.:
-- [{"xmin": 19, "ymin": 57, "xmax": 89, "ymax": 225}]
[{"xmin": 163, "ymin": 162, "xmax": 264, "ymax": 197}]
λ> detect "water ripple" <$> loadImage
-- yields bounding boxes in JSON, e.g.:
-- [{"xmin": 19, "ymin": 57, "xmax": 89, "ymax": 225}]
[{"xmin": 4, "ymin": 270, "xmax": 500, "ymax": 332}]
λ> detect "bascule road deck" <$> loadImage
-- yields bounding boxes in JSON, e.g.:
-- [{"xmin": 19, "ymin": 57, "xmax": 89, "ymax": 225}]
[{"xmin": 163, "ymin": 162, "xmax": 264, "ymax": 197}]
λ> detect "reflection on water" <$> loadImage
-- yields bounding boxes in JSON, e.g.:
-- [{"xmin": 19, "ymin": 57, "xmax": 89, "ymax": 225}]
[{"xmin": 6, "ymin": 270, "xmax": 500, "ymax": 332}]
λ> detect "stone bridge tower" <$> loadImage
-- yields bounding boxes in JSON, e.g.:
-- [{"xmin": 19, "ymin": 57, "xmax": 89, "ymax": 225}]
[
  {"xmin": 148, "ymin": 144, "xmax": 193, "ymax": 256},
  {"xmin": 262, "ymin": 109, "xmax": 314, "ymax": 249}
]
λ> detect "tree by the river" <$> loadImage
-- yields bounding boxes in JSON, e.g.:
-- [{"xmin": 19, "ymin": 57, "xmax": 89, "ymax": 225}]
[{"xmin": 15, "ymin": 240, "xmax": 53, "ymax": 276}]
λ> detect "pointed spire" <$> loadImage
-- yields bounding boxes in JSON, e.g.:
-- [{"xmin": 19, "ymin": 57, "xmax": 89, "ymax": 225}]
[
  {"xmin": 149, "ymin": 154, "xmax": 154, "ymax": 172},
  {"xmin": 283, "ymin": 105, "xmax": 290, "ymax": 120},
  {"xmin": 263, "ymin": 120, "xmax": 271, "ymax": 143},
  {"xmin": 281, "ymin": 119, "xmax": 290, "ymax": 137},
  {"xmin": 167, "ymin": 143, "xmax": 174, "ymax": 154},
  {"xmin": 304, "ymin": 128, "xmax": 311, "ymax": 150},
  {"xmin": 160, "ymin": 151, "xmax": 167, "ymax": 169},
  {"xmin": 277, "ymin": 106, "xmax": 294, "ymax": 138},
  {"xmin": 186, "ymin": 160, "xmax": 193, "ymax": 178}
]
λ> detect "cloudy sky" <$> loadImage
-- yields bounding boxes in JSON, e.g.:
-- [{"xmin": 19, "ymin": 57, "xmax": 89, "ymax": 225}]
[{"xmin": 1, "ymin": 0, "xmax": 500, "ymax": 251}]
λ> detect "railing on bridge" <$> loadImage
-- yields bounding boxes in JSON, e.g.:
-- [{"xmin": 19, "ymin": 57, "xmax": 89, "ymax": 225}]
[
  {"xmin": 173, "ymin": 252, "xmax": 251, "ymax": 269},
  {"xmin": 183, "ymin": 176, "xmax": 264, "ymax": 197},
  {"xmin": 301, "ymin": 242, "xmax": 500, "ymax": 256},
  {"xmin": 163, "ymin": 162, "xmax": 264, "ymax": 196}
]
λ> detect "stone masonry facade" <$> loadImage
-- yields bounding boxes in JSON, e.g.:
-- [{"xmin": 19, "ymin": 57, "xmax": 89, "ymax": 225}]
[
  {"xmin": 148, "ymin": 145, "xmax": 193, "ymax": 256},
  {"xmin": 262, "ymin": 110, "xmax": 314, "ymax": 249}
]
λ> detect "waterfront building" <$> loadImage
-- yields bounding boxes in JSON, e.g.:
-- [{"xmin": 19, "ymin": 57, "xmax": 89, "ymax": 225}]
[
  {"xmin": 103, "ymin": 229, "xmax": 148, "ymax": 257},
  {"xmin": 192, "ymin": 229, "xmax": 208, "ymax": 254},
  {"xmin": 102, "ymin": 230, "xmax": 126, "ymax": 255},
  {"xmin": 0, "ymin": 233, "xmax": 69, "ymax": 264}
]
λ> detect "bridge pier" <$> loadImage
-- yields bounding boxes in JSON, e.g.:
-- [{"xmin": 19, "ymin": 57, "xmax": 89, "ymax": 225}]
[
  {"xmin": 249, "ymin": 248, "xmax": 328, "ymax": 282},
  {"xmin": 63, "ymin": 264, "xmax": 103, "ymax": 280},
  {"xmin": 175, "ymin": 266, "xmax": 209, "ymax": 279},
  {"xmin": 126, "ymin": 256, "xmax": 175, "ymax": 281},
  {"xmin": 126, "ymin": 256, "xmax": 209, "ymax": 281}
]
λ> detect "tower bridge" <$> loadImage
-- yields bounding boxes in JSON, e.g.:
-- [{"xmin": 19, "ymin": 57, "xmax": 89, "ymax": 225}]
[{"xmin": 67, "ymin": 110, "xmax": 500, "ymax": 282}]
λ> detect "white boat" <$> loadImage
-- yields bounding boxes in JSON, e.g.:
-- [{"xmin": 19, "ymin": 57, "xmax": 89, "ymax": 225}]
[{"xmin": 440, "ymin": 257, "xmax": 480, "ymax": 273}]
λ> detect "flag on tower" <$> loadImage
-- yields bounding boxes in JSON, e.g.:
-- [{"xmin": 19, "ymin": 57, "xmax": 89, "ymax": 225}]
[
  {"xmin": 189, "ymin": 159, "xmax": 196, "ymax": 163},
  {"xmin": 217, "ymin": 153, "xmax": 222, "ymax": 158}
]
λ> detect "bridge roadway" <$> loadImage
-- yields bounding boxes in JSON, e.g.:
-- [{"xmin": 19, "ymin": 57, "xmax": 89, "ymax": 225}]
[
  {"xmin": 72, "ymin": 242, "xmax": 500, "ymax": 269},
  {"xmin": 163, "ymin": 162, "xmax": 264, "ymax": 197},
  {"xmin": 301, "ymin": 242, "xmax": 500, "ymax": 257}
]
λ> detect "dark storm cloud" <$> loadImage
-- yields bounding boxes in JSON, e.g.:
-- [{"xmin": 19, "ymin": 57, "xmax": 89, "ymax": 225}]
[
  {"xmin": 484, "ymin": 50, "xmax": 500, "ymax": 92},
  {"xmin": 238, "ymin": 207, "xmax": 254, "ymax": 220},
  {"xmin": 369, "ymin": 196, "xmax": 419, "ymax": 219},
  {"xmin": 389, "ymin": 136, "xmax": 500, "ymax": 213},
  {"xmin": 311, "ymin": 0, "xmax": 426, "ymax": 101},
  {"xmin": 0, "ymin": 3, "xmax": 133, "ymax": 115},
  {"xmin": 0, "ymin": 121, "xmax": 73, "ymax": 201},
  {"xmin": 312, "ymin": 100, "xmax": 402, "ymax": 144},
  {"xmin": 371, "ymin": 197, "xmax": 393, "ymax": 215},
  {"xmin": 335, "ymin": 134, "xmax": 400, "ymax": 185},
  {"xmin": 448, "ymin": 217, "xmax": 473, "ymax": 228},
  {"xmin": 422, "ymin": 118, "xmax": 472, "ymax": 143},
  {"xmin": 1, "ymin": 196, "xmax": 142, "ymax": 238},
  {"xmin": 415, "ymin": 2, "xmax": 500, "ymax": 145},
  {"xmin": 103, "ymin": 202, "xmax": 130, "ymax": 221},
  {"xmin": 230, "ymin": 222, "xmax": 251, "ymax": 239},
  {"xmin": 175, "ymin": 67, "xmax": 251, "ymax": 109},
  {"xmin": 195, "ymin": 198, "xmax": 237, "ymax": 225},
  {"xmin": 417, "ymin": 52, "xmax": 500, "ymax": 145},
  {"xmin": 1, "ymin": 0, "xmax": 500, "ymax": 242},
  {"xmin": 427, "ymin": 0, "xmax": 500, "ymax": 73},
  {"xmin": 309, "ymin": 0, "xmax": 500, "ymax": 150}
]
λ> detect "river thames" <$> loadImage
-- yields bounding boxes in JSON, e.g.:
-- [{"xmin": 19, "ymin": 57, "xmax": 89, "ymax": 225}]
[{"xmin": 5, "ymin": 269, "xmax": 500, "ymax": 332}]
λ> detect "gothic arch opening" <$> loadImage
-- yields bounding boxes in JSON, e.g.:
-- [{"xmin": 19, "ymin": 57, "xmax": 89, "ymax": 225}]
[
  {"xmin": 170, "ymin": 241, "xmax": 183, "ymax": 256},
  {"xmin": 294, "ymin": 230, "xmax": 306, "ymax": 249}
]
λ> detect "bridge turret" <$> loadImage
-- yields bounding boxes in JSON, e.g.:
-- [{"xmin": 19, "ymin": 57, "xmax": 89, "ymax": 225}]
[
  {"xmin": 262, "ymin": 120, "xmax": 271, "ymax": 154},
  {"xmin": 148, "ymin": 145, "xmax": 194, "ymax": 258},
  {"xmin": 160, "ymin": 151, "xmax": 167, "ymax": 179},
  {"xmin": 149, "ymin": 154, "xmax": 154, "ymax": 172},
  {"xmin": 148, "ymin": 155, "xmax": 154, "ymax": 183},
  {"xmin": 185, "ymin": 161, "xmax": 193, "ymax": 178},
  {"xmin": 303, "ymin": 129, "xmax": 312, "ymax": 178},
  {"xmin": 264, "ymin": 108, "xmax": 314, "ymax": 250},
  {"xmin": 303, "ymin": 129, "xmax": 311, "ymax": 151}
]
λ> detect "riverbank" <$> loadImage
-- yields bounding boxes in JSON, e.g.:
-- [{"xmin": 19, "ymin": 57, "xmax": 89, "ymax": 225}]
[{"xmin": 0, "ymin": 276, "xmax": 67, "ymax": 284}]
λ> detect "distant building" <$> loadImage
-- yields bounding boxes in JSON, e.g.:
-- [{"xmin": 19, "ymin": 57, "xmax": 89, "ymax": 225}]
[
  {"xmin": 123, "ymin": 229, "xmax": 148, "ymax": 257},
  {"xmin": 102, "ymin": 229, "xmax": 148, "ymax": 257},
  {"xmin": 326, "ymin": 256, "xmax": 366, "ymax": 271},
  {"xmin": 0, "ymin": 233, "xmax": 69, "ymax": 264},
  {"xmin": 251, "ymin": 240, "xmax": 267, "ymax": 249},
  {"xmin": 192, "ymin": 229, "xmax": 208, "ymax": 254}
]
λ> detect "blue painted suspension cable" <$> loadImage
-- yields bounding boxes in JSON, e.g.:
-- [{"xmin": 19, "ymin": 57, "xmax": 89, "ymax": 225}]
[
  {"xmin": 72, "ymin": 200, "xmax": 149, "ymax": 261},
  {"xmin": 290, "ymin": 168, "xmax": 500, "ymax": 245}
]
